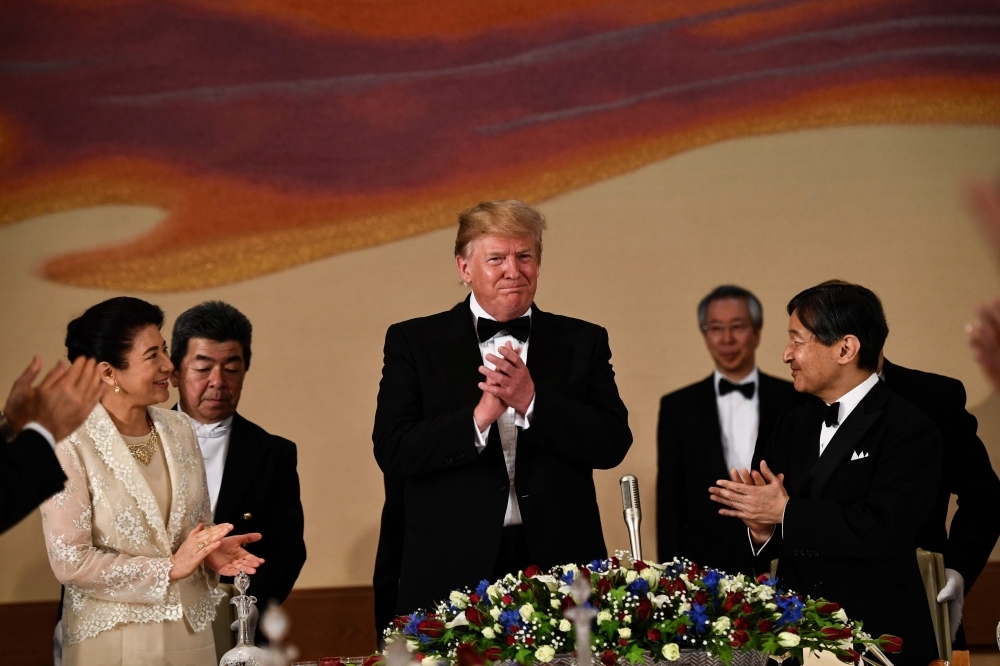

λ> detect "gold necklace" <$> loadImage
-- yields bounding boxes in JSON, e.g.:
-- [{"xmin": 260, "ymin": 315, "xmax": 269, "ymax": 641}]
[{"xmin": 127, "ymin": 413, "xmax": 158, "ymax": 466}]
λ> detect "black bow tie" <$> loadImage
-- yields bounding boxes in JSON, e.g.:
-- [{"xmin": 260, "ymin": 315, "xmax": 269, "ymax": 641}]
[
  {"xmin": 824, "ymin": 402, "xmax": 841, "ymax": 428},
  {"xmin": 718, "ymin": 378, "xmax": 755, "ymax": 399},
  {"xmin": 477, "ymin": 315, "xmax": 531, "ymax": 343}
]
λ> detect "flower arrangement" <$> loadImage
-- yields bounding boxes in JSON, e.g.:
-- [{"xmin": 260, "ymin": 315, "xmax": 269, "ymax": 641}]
[{"xmin": 379, "ymin": 556, "xmax": 902, "ymax": 666}]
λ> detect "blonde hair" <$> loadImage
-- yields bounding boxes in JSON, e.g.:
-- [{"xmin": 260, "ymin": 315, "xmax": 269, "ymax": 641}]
[{"xmin": 454, "ymin": 200, "xmax": 547, "ymax": 260}]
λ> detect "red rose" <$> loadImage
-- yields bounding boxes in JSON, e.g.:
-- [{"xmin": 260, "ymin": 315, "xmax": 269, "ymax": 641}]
[
  {"xmin": 659, "ymin": 577, "xmax": 669, "ymax": 588},
  {"xmin": 619, "ymin": 639, "xmax": 628, "ymax": 647},
  {"xmin": 519, "ymin": 583, "xmax": 529, "ymax": 592},
  {"xmin": 733, "ymin": 617, "xmax": 750, "ymax": 631},
  {"xmin": 418, "ymin": 619, "xmax": 445, "ymax": 638},
  {"xmin": 502, "ymin": 594, "xmax": 513, "ymax": 605},
  {"xmin": 601, "ymin": 650, "xmax": 618, "ymax": 666},
  {"xmin": 561, "ymin": 596, "xmax": 576, "ymax": 611},
  {"xmin": 688, "ymin": 563, "xmax": 702, "ymax": 578},
  {"xmin": 647, "ymin": 629, "xmax": 661, "ymax": 642},
  {"xmin": 741, "ymin": 603, "xmax": 754, "ymax": 615},
  {"xmin": 634, "ymin": 561, "xmax": 648, "ymax": 572},
  {"xmin": 617, "ymin": 612, "xmax": 626, "ymax": 622},
  {"xmin": 469, "ymin": 593, "xmax": 480, "ymax": 604},
  {"xmin": 783, "ymin": 626, "xmax": 799, "ymax": 635},
  {"xmin": 722, "ymin": 598, "xmax": 734, "ymax": 613},
  {"xmin": 756, "ymin": 573, "xmax": 772, "ymax": 584},
  {"xmin": 729, "ymin": 630, "xmax": 750, "ymax": 647},
  {"xmin": 393, "ymin": 616, "xmax": 408, "ymax": 629},
  {"xmin": 637, "ymin": 596, "xmax": 653, "ymax": 621},
  {"xmin": 677, "ymin": 624, "xmax": 688, "ymax": 636},
  {"xmin": 364, "ymin": 656, "xmax": 385, "ymax": 666},
  {"xmin": 457, "ymin": 643, "xmax": 485, "ymax": 666},
  {"xmin": 466, "ymin": 607, "xmax": 487, "ymax": 626},
  {"xmin": 483, "ymin": 648, "xmax": 502, "ymax": 663},
  {"xmin": 816, "ymin": 602, "xmax": 840, "ymax": 614},
  {"xmin": 598, "ymin": 577, "xmax": 613, "ymax": 597},
  {"xmin": 506, "ymin": 635, "xmax": 516, "ymax": 646},
  {"xmin": 610, "ymin": 557, "xmax": 620, "ymax": 569},
  {"xmin": 415, "ymin": 654, "xmax": 424, "ymax": 663},
  {"xmin": 837, "ymin": 651, "xmax": 861, "ymax": 663},
  {"xmin": 579, "ymin": 567, "xmax": 592, "ymax": 581},
  {"xmin": 821, "ymin": 628, "xmax": 842, "ymax": 640},
  {"xmin": 757, "ymin": 620, "xmax": 774, "ymax": 633},
  {"xmin": 672, "ymin": 579, "xmax": 687, "ymax": 595},
  {"xmin": 526, "ymin": 637, "xmax": 535, "ymax": 646},
  {"xmin": 878, "ymin": 636, "xmax": 903, "ymax": 654},
  {"xmin": 507, "ymin": 625, "xmax": 518, "ymax": 635},
  {"xmin": 693, "ymin": 591, "xmax": 708, "ymax": 606},
  {"xmin": 524, "ymin": 565, "xmax": 542, "ymax": 578}
]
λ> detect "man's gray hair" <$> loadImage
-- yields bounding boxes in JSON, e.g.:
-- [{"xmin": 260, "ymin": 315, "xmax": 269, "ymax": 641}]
[{"xmin": 697, "ymin": 285, "xmax": 764, "ymax": 331}]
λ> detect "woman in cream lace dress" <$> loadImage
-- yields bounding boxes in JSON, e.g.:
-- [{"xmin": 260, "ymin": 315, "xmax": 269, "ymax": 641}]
[{"xmin": 41, "ymin": 297, "xmax": 264, "ymax": 666}]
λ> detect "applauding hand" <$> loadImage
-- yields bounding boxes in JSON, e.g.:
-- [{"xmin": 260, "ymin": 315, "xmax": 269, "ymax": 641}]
[
  {"xmin": 479, "ymin": 342, "xmax": 535, "ymax": 414},
  {"xmin": 708, "ymin": 461, "xmax": 788, "ymax": 546},
  {"xmin": 207, "ymin": 532, "xmax": 264, "ymax": 577}
]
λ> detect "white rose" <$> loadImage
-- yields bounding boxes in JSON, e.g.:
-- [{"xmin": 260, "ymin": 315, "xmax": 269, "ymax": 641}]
[
  {"xmin": 713, "ymin": 617, "xmax": 731, "ymax": 634},
  {"xmin": 494, "ymin": 623, "xmax": 503, "ymax": 633},
  {"xmin": 597, "ymin": 611, "xmax": 612, "ymax": 625},
  {"xmin": 449, "ymin": 591, "xmax": 469, "ymax": 609},
  {"xmin": 625, "ymin": 570, "xmax": 638, "ymax": 584},
  {"xmin": 534, "ymin": 575, "xmax": 560, "ymax": 591},
  {"xmin": 756, "ymin": 586, "xmax": 774, "ymax": 601},
  {"xmin": 482, "ymin": 627, "xmax": 496, "ymax": 639},
  {"xmin": 677, "ymin": 602, "xmax": 691, "ymax": 613},
  {"xmin": 551, "ymin": 599, "xmax": 561, "ymax": 609},
  {"xmin": 559, "ymin": 619, "xmax": 572, "ymax": 632},
  {"xmin": 406, "ymin": 639, "xmax": 419, "ymax": 653},
  {"xmin": 833, "ymin": 609, "xmax": 848, "ymax": 623},
  {"xmin": 650, "ymin": 594, "xmax": 670, "ymax": 608},
  {"xmin": 487, "ymin": 585, "xmax": 503, "ymax": 602},
  {"xmin": 563, "ymin": 564, "xmax": 579, "ymax": 578},
  {"xmin": 519, "ymin": 604, "xmax": 534, "ymax": 622},
  {"xmin": 535, "ymin": 646, "xmax": 556, "ymax": 663},
  {"xmin": 622, "ymin": 614, "xmax": 632, "ymax": 625},
  {"xmin": 640, "ymin": 568, "xmax": 659, "ymax": 589},
  {"xmin": 445, "ymin": 612, "xmax": 469, "ymax": 628},
  {"xmin": 662, "ymin": 644, "xmax": 681, "ymax": 661},
  {"xmin": 618, "ymin": 628, "xmax": 631, "ymax": 639},
  {"xmin": 777, "ymin": 632, "xmax": 801, "ymax": 648},
  {"xmin": 490, "ymin": 607, "xmax": 502, "ymax": 620}
]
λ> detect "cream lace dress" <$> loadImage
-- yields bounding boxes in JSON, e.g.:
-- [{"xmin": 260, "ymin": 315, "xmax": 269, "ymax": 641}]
[{"xmin": 41, "ymin": 404, "xmax": 224, "ymax": 666}]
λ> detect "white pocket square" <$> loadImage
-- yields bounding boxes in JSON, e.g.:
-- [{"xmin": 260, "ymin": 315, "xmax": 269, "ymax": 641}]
[{"xmin": 850, "ymin": 450, "xmax": 869, "ymax": 461}]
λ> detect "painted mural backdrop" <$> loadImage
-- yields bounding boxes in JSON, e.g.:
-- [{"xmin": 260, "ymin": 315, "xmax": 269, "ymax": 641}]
[{"xmin": 2, "ymin": 0, "xmax": 999, "ymax": 291}]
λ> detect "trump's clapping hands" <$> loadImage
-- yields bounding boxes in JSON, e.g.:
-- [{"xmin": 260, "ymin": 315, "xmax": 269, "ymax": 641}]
[
  {"xmin": 479, "ymin": 342, "xmax": 535, "ymax": 415},
  {"xmin": 709, "ymin": 461, "xmax": 788, "ymax": 546}
]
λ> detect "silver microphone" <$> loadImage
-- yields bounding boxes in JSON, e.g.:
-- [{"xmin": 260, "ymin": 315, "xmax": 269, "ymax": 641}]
[{"xmin": 620, "ymin": 474, "xmax": 642, "ymax": 563}]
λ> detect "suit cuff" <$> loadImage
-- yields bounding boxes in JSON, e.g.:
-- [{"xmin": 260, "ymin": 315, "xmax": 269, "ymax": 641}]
[
  {"xmin": 473, "ymin": 419, "xmax": 490, "ymax": 453},
  {"xmin": 514, "ymin": 395, "xmax": 535, "ymax": 429},
  {"xmin": 24, "ymin": 422, "xmax": 56, "ymax": 451}
]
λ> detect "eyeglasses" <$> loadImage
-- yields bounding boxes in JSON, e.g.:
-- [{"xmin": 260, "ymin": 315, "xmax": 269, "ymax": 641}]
[{"xmin": 702, "ymin": 323, "xmax": 753, "ymax": 337}]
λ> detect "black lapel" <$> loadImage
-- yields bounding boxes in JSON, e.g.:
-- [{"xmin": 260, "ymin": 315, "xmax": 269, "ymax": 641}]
[
  {"xmin": 213, "ymin": 412, "xmax": 266, "ymax": 524},
  {"xmin": 523, "ymin": 303, "xmax": 571, "ymax": 395},
  {"xmin": 434, "ymin": 296, "xmax": 487, "ymax": 411},
  {"xmin": 697, "ymin": 376, "xmax": 728, "ymax": 477},
  {"xmin": 806, "ymin": 380, "xmax": 888, "ymax": 498}
]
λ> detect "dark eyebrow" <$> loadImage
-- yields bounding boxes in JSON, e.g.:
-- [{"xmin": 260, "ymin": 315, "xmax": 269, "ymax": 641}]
[
  {"xmin": 193, "ymin": 354, "xmax": 243, "ymax": 364},
  {"xmin": 143, "ymin": 346, "xmax": 159, "ymax": 355}
]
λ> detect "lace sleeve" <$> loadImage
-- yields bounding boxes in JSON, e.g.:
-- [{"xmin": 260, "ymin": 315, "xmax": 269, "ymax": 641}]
[{"xmin": 40, "ymin": 439, "xmax": 174, "ymax": 604}]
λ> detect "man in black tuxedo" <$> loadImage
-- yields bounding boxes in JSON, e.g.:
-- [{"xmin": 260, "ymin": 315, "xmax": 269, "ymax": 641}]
[
  {"xmin": 373, "ymin": 478, "xmax": 404, "ymax": 643},
  {"xmin": 1, "ymin": 356, "xmax": 102, "ymax": 534},
  {"xmin": 657, "ymin": 285, "xmax": 800, "ymax": 576},
  {"xmin": 710, "ymin": 281, "xmax": 941, "ymax": 666},
  {"xmin": 171, "ymin": 301, "xmax": 306, "ymax": 621},
  {"xmin": 373, "ymin": 199, "xmax": 633, "ymax": 616},
  {"xmin": 880, "ymin": 356, "xmax": 1000, "ymax": 648}
]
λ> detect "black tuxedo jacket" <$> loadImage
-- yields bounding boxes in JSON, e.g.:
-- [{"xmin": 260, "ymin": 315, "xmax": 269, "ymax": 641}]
[
  {"xmin": 373, "ymin": 477, "xmax": 405, "ymax": 641},
  {"xmin": 214, "ymin": 412, "xmax": 306, "ymax": 612},
  {"xmin": 1, "ymin": 429, "xmax": 66, "ymax": 534},
  {"xmin": 656, "ymin": 372, "xmax": 800, "ymax": 576},
  {"xmin": 881, "ymin": 359, "xmax": 1000, "ymax": 594},
  {"xmin": 373, "ymin": 297, "xmax": 632, "ymax": 615},
  {"xmin": 752, "ymin": 380, "xmax": 941, "ymax": 666}
]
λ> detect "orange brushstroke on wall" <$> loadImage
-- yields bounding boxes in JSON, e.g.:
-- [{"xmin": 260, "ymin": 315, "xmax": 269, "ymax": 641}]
[
  {"xmin": 686, "ymin": 0, "xmax": 895, "ymax": 40},
  {"xmin": 10, "ymin": 75, "xmax": 996, "ymax": 291}
]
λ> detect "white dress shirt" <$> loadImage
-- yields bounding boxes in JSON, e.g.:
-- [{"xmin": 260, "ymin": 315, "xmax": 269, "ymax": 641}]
[
  {"xmin": 177, "ymin": 404, "xmax": 233, "ymax": 514},
  {"xmin": 470, "ymin": 293, "xmax": 535, "ymax": 526},
  {"xmin": 713, "ymin": 367, "xmax": 760, "ymax": 473},
  {"xmin": 819, "ymin": 372, "xmax": 880, "ymax": 456}
]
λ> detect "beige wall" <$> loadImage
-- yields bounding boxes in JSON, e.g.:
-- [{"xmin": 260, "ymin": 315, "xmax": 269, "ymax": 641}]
[{"xmin": 2, "ymin": 124, "xmax": 999, "ymax": 603}]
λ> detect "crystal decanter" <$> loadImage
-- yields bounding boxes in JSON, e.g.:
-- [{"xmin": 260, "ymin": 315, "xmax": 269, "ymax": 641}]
[{"xmin": 220, "ymin": 571, "xmax": 268, "ymax": 666}]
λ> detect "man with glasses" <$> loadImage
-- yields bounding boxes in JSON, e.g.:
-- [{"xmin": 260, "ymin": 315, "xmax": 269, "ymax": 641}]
[{"xmin": 656, "ymin": 285, "xmax": 802, "ymax": 575}]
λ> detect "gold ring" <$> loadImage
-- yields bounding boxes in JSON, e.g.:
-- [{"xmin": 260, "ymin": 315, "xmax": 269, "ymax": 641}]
[{"xmin": 198, "ymin": 542, "xmax": 206, "ymax": 550}]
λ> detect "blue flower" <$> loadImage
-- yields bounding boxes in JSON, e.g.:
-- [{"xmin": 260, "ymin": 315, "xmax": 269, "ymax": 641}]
[
  {"xmin": 775, "ymin": 594, "xmax": 804, "ymax": 626},
  {"xmin": 499, "ymin": 609, "xmax": 523, "ymax": 632},
  {"xmin": 403, "ymin": 612, "xmax": 425, "ymax": 636},
  {"xmin": 475, "ymin": 579, "xmax": 491, "ymax": 605},
  {"xmin": 561, "ymin": 569, "xmax": 575, "ymax": 584},
  {"xmin": 627, "ymin": 577, "xmax": 649, "ymax": 596},
  {"xmin": 703, "ymin": 570, "xmax": 721, "ymax": 597},
  {"xmin": 589, "ymin": 559, "xmax": 609, "ymax": 573},
  {"xmin": 685, "ymin": 602, "xmax": 710, "ymax": 633},
  {"xmin": 418, "ymin": 635, "xmax": 432, "ymax": 644}
]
